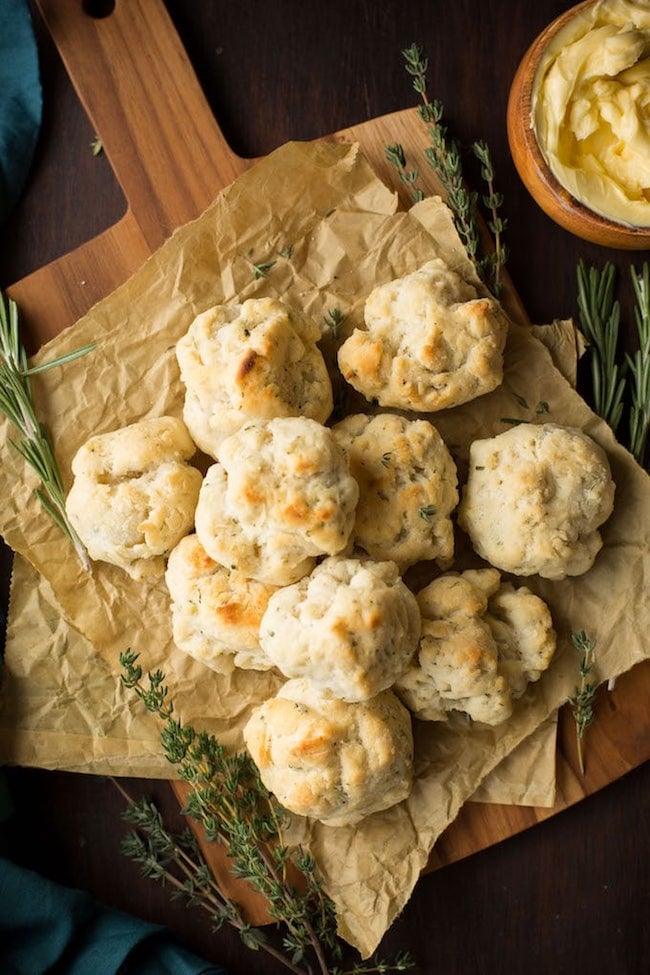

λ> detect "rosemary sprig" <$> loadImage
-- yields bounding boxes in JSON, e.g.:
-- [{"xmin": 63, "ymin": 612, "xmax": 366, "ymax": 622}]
[
  {"xmin": 627, "ymin": 262, "xmax": 650, "ymax": 468},
  {"xmin": 569, "ymin": 630, "xmax": 598, "ymax": 776},
  {"xmin": 119, "ymin": 649, "xmax": 414, "ymax": 975},
  {"xmin": 0, "ymin": 291, "xmax": 95, "ymax": 570},
  {"xmin": 575, "ymin": 260, "xmax": 627, "ymax": 435}
]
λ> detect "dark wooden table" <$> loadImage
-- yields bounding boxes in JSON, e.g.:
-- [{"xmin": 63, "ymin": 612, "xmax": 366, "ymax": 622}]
[{"xmin": 1, "ymin": 2, "xmax": 648, "ymax": 974}]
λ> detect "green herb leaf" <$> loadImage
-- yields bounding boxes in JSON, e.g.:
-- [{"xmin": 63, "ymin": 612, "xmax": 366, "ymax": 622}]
[
  {"xmin": 569, "ymin": 630, "xmax": 598, "ymax": 776},
  {"xmin": 0, "ymin": 291, "xmax": 94, "ymax": 569}
]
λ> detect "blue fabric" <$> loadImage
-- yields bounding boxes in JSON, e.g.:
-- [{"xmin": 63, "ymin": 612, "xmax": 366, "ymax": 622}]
[
  {"xmin": 0, "ymin": 856, "xmax": 228, "ymax": 975},
  {"xmin": 0, "ymin": 0, "xmax": 42, "ymax": 224}
]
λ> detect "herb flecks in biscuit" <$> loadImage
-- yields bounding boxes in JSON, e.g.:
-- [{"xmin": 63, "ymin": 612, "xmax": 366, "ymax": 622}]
[
  {"xmin": 337, "ymin": 258, "xmax": 508, "ymax": 412},
  {"xmin": 65, "ymin": 416, "xmax": 202, "ymax": 580},
  {"xmin": 394, "ymin": 568, "xmax": 556, "ymax": 725},
  {"xmin": 333, "ymin": 412, "xmax": 458, "ymax": 569},
  {"xmin": 243, "ymin": 678, "xmax": 414, "ymax": 827},
  {"xmin": 458, "ymin": 423, "xmax": 615, "ymax": 579},
  {"xmin": 165, "ymin": 533, "xmax": 277, "ymax": 674},
  {"xmin": 176, "ymin": 297, "xmax": 333, "ymax": 457},
  {"xmin": 194, "ymin": 416, "xmax": 359, "ymax": 587},
  {"xmin": 259, "ymin": 555, "xmax": 421, "ymax": 702}
]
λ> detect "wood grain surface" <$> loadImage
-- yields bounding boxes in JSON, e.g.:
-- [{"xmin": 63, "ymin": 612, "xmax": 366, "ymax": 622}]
[{"xmin": 1, "ymin": 2, "xmax": 648, "ymax": 974}]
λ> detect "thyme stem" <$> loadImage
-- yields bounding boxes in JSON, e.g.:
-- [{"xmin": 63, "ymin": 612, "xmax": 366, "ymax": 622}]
[
  {"xmin": 569, "ymin": 631, "xmax": 598, "ymax": 776},
  {"xmin": 395, "ymin": 44, "xmax": 507, "ymax": 295},
  {"xmin": 118, "ymin": 650, "xmax": 415, "ymax": 975}
]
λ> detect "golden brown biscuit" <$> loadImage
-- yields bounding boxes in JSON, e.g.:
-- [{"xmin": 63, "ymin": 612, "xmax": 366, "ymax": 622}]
[
  {"xmin": 394, "ymin": 569, "xmax": 556, "ymax": 725},
  {"xmin": 243, "ymin": 678, "xmax": 414, "ymax": 826},
  {"xmin": 333, "ymin": 412, "xmax": 458, "ymax": 568},
  {"xmin": 176, "ymin": 297, "xmax": 333, "ymax": 456},
  {"xmin": 194, "ymin": 416, "xmax": 359, "ymax": 586},
  {"xmin": 457, "ymin": 423, "xmax": 615, "ymax": 579},
  {"xmin": 259, "ymin": 555, "xmax": 421, "ymax": 701},
  {"xmin": 165, "ymin": 534, "xmax": 277, "ymax": 673},
  {"xmin": 337, "ymin": 259, "xmax": 508, "ymax": 411},
  {"xmin": 65, "ymin": 416, "xmax": 202, "ymax": 579}
]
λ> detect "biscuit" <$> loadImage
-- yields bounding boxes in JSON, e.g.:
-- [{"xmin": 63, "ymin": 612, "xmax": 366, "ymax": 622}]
[
  {"xmin": 194, "ymin": 416, "xmax": 359, "ymax": 586},
  {"xmin": 259, "ymin": 555, "xmax": 421, "ymax": 701},
  {"xmin": 165, "ymin": 534, "xmax": 277, "ymax": 673},
  {"xmin": 333, "ymin": 412, "xmax": 458, "ymax": 568},
  {"xmin": 176, "ymin": 297, "xmax": 333, "ymax": 456},
  {"xmin": 394, "ymin": 569, "xmax": 556, "ymax": 725},
  {"xmin": 243, "ymin": 678, "xmax": 414, "ymax": 827},
  {"xmin": 65, "ymin": 416, "xmax": 202, "ymax": 579},
  {"xmin": 457, "ymin": 423, "xmax": 615, "ymax": 579},
  {"xmin": 337, "ymin": 258, "xmax": 508, "ymax": 411}
]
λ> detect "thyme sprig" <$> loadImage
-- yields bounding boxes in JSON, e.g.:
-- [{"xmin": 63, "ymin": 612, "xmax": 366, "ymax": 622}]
[
  {"xmin": 119, "ymin": 649, "xmax": 414, "ymax": 975},
  {"xmin": 384, "ymin": 143, "xmax": 424, "ymax": 203},
  {"xmin": 472, "ymin": 140, "xmax": 508, "ymax": 295},
  {"xmin": 387, "ymin": 44, "xmax": 507, "ymax": 295},
  {"xmin": 569, "ymin": 631, "xmax": 598, "ymax": 776},
  {"xmin": 627, "ymin": 262, "xmax": 650, "ymax": 468},
  {"xmin": 0, "ymin": 291, "xmax": 94, "ymax": 570},
  {"xmin": 113, "ymin": 781, "xmax": 274, "ymax": 955},
  {"xmin": 576, "ymin": 260, "xmax": 626, "ymax": 435}
]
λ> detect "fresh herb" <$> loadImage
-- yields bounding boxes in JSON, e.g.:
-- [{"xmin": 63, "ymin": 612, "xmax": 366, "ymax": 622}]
[
  {"xmin": 323, "ymin": 308, "xmax": 346, "ymax": 341},
  {"xmin": 418, "ymin": 504, "xmax": 437, "ymax": 522},
  {"xmin": 511, "ymin": 392, "xmax": 529, "ymax": 410},
  {"xmin": 384, "ymin": 143, "xmax": 424, "ymax": 203},
  {"xmin": 0, "ymin": 291, "xmax": 94, "ymax": 570},
  {"xmin": 569, "ymin": 630, "xmax": 598, "ymax": 776},
  {"xmin": 252, "ymin": 259, "xmax": 277, "ymax": 280},
  {"xmin": 575, "ymin": 260, "xmax": 650, "ymax": 469},
  {"xmin": 388, "ymin": 44, "xmax": 507, "ymax": 295},
  {"xmin": 114, "ymin": 781, "xmax": 276, "ymax": 955},
  {"xmin": 627, "ymin": 262, "xmax": 650, "ymax": 468},
  {"xmin": 472, "ymin": 140, "xmax": 508, "ymax": 295},
  {"xmin": 119, "ymin": 650, "xmax": 414, "ymax": 975},
  {"xmin": 576, "ymin": 260, "xmax": 626, "ymax": 435},
  {"xmin": 380, "ymin": 451, "xmax": 392, "ymax": 468}
]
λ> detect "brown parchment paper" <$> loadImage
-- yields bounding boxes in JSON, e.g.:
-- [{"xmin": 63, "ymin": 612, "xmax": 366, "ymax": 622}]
[
  {"xmin": 1, "ymin": 551, "xmax": 559, "ymax": 802},
  {"xmin": 0, "ymin": 140, "xmax": 649, "ymax": 956}
]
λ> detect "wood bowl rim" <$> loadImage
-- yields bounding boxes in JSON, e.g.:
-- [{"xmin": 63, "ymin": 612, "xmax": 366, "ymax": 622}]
[{"xmin": 506, "ymin": 0, "xmax": 650, "ymax": 250}]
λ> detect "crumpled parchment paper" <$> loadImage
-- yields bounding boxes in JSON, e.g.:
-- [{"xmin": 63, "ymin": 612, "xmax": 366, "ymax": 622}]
[{"xmin": 0, "ymin": 140, "xmax": 648, "ymax": 957}]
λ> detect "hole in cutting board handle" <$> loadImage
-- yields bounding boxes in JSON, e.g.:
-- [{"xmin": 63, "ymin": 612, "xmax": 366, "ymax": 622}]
[{"xmin": 82, "ymin": 0, "xmax": 116, "ymax": 18}]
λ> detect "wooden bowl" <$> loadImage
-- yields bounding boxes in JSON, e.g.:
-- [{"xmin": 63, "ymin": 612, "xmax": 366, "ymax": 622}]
[{"xmin": 506, "ymin": 0, "xmax": 650, "ymax": 250}]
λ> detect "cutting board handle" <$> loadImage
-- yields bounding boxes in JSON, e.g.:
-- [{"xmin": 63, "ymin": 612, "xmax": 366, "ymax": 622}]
[{"xmin": 37, "ymin": 0, "xmax": 250, "ymax": 249}]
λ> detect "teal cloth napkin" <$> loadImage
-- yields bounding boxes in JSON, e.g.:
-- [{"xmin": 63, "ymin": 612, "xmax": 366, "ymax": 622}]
[
  {"xmin": 0, "ymin": 0, "xmax": 42, "ymax": 224},
  {"xmin": 0, "ymin": 856, "xmax": 228, "ymax": 975}
]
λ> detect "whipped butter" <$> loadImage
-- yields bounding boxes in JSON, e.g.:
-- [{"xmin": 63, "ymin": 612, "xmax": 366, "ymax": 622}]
[{"xmin": 532, "ymin": 0, "xmax": 650, "ymax": 227}]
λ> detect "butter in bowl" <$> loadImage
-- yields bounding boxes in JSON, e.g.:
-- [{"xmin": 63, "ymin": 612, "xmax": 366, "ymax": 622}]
[{"xmin": 507, "ymin": 0, "xmax": 650, "ymax": 248}]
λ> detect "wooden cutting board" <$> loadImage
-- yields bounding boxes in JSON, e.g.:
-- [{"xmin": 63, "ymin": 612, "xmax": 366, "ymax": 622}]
[{"xmin": 10, "ymin": 0, "xmax": 648, "ymax": 922}]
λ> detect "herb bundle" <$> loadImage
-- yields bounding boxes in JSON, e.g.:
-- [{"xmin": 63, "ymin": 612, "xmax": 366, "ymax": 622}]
[
  {"xmin": 0, "ymin": 291, "xmax": 94, "ymax": 570},
  {"xmin": 576, "ymin": 260, "xmax": 650, "ymax": 470},
  {"xmin": 386, "ymin": 44, "xmax": 507, "ymax": 296},
  {"xmin": 119, "ymin": 649, "xmax": 414, "ymax": 975}
]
